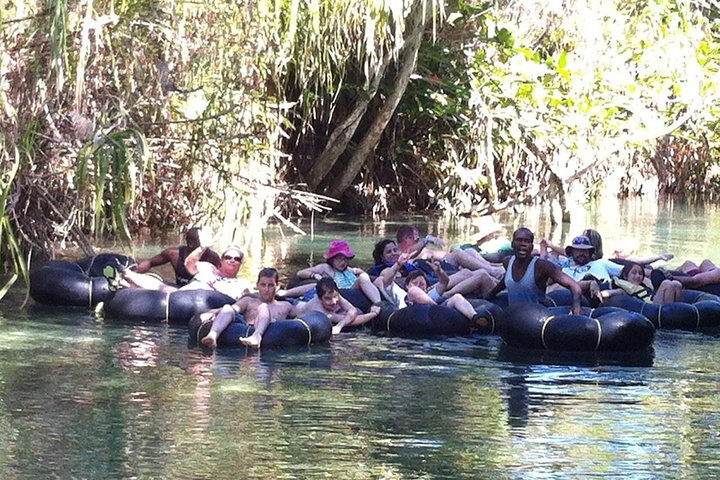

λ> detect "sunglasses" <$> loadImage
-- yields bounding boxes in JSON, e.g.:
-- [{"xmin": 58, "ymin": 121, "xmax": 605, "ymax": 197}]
[{"xmin": 223, "ymin": 255, "xmax": 243, "ymax": 262}]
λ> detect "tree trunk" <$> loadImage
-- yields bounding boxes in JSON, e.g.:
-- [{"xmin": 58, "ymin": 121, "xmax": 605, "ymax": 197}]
[
  {"xmin": 304, "ymin": 51, "xmax": 393, "ymax": 191},
  {"xmin": 326, "ymin": 4, "xmax": 427, "ymax": 198}
]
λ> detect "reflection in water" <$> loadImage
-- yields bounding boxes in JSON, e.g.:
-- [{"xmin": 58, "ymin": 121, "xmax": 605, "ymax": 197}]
[{"xmin": 1, "ymin": 200, "xmax": 720, "ymax": 478}]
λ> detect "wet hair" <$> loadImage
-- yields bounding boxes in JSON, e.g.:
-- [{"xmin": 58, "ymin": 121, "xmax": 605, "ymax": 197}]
[
  {"xmin": 620, "ymin": 262, "xmax": 644, "ymax": 281},
  {"xmin": 373, "ymin": 239, "xmax": 396, "ymax": 265},
  {"xmin": 583, "ymin": 229, "xmax": 604, "ymax": 260},
  {"xmin": 257, "ymin": 267, "xmax": 279, "ymax": 283},
  {"xmin": 316, "ymin": 277, "xmax": 339, "ymax": 297},
  {"xmin": 405, "ymin": 270, "xmax": 428, "ymax": 288},
  {"xmin": 396, "ymin": 225, "xmax": 417, "ymax": 244}
]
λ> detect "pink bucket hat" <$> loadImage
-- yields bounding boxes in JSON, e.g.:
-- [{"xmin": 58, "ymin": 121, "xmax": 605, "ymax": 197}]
[{"xmin": 324, "ymin": 240, "xmax": 355, "ymax": 259}]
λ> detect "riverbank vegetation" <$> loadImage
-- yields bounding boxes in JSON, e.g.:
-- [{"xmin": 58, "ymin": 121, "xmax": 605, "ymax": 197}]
[{"xmin": 2, "ymin": 0, "xmax": 720, "ymax": 294}]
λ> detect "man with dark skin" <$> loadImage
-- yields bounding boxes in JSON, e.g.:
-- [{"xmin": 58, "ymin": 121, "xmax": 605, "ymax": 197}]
[
  {"xmin": 133, "ymin": 227, "xmax": 221, "ymax": 287},
  {"xmin": 484, "ymin": 227, "xmax": 583, "ymax": 314}
]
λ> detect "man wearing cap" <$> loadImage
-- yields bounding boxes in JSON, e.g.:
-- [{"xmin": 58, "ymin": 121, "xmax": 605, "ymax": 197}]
[
  {"xmin": 484, "ymin": 227, "xmax": 583, "ymax": 314},
  {"xmin": 561, "ymin": 235, "xmax": 622, "ymax": 299}
]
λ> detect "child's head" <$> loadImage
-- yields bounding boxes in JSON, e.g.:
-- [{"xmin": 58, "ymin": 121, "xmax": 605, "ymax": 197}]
[
  {"xmin": 316, "ymin": 277, "xmax": 341, "ymax": 312},
  {"xmin": 373, "ymin": 239, "xmax": 398, "ymax": 265},
  {"xmin": 405, "ymin": 270, "xmax": 429, "ymax": 290},
  {"xmin": 620, "ymin": 262, "xmax": 644, "ymax": 285},
  {"xmin": 256, "ymin": 267, "xmax": 279, "ymax": 302},
  {"xmin": 324, "ymin": 240, "xmax": 355, "ymax": 271}
]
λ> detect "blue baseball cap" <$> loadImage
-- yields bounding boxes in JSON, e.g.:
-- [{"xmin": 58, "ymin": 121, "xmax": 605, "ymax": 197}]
[{"xmin": 565, "ymin": 235, "xmax": 595, "ymax": 256}]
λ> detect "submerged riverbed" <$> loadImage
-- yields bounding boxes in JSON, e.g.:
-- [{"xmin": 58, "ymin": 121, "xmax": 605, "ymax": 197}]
[{"xmin": 1, "ymin": 199, "xmax": 720, "ymax": 479}]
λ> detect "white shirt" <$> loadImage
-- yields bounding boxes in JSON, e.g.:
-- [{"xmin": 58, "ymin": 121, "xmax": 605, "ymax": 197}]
[{"xmin": 562, "ymin": 258, "xmax": 622, "ymax": 283}]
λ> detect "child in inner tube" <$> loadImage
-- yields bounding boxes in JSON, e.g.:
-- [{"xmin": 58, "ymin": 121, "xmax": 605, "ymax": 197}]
[
  {"xmin": 284, "ymin": 240, "xmax": 383, "ymax": 307},
  {"xmin": 600, "ymin": 261, "xmax": 683, "ymax": 305},
  {"xmin": 297, "ymin": 277, "xmax": 380, "ymax": 334}
]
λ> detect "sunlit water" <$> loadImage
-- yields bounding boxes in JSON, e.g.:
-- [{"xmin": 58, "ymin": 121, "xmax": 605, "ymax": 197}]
[{"xmin": 1, "ymin": 199, "xmax": 720, "ymax": 479}]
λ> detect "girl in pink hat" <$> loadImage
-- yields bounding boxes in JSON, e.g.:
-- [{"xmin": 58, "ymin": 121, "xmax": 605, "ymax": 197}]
[{"xmin": 293, "ymin": 239, "xmax": 383, "ymax": 306}]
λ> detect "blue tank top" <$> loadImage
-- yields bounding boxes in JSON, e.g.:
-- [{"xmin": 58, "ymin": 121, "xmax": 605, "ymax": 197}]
[
  {"xmin": 333, "ymin": 269, "xmax": 357, "ymax": 289},
  {"xmin": 505, "ymin": 256, "xmax": 546, "ymax": 304}
]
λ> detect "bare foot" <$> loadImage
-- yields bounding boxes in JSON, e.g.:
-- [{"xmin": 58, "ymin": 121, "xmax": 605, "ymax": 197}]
[
  {"xmin": 332, "ymin": 325, "xmax": 343, "ymax": 335},
  {"xmin": 201, "ymin": 332, "xmax": 218, "ymax": 349},
  {"xmin": 239, "ymin": 333, "xmax": 262, "ymax": 348}
]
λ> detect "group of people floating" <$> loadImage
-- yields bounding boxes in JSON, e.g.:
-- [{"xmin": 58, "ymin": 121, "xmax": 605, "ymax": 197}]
[{"xmin": 102, "ymin": 219, "xmax": 720, "ymax": 349}]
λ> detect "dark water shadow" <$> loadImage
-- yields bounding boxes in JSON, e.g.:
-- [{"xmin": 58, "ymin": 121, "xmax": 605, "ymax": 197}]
[{"xmin": 496, "ymin": 342, "xmax": 656, "ymax": 368}]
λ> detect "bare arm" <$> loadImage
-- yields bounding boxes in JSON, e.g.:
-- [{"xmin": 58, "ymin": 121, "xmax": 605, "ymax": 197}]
[
  {"xmin": 624, "ymin": 253, "xmax": 674, "ymax": 266},
  {"xmin": 185, "ymin": 228, "xmax": 215, "ymax": 276},
  {"xmin": 545, "ymin": 263, "xmax": 583, "ymax": 315},
  {"xmin": 134, "ymin": 249, "xmax": 174, "ymax": 273},
  {"xmin": 431, "ymin": 261, "xmax": 450, "ymax": 294},
  {"xmin": 406, "ymin": 235, "xmax": 445, "ymax": 260},
  {"xmin": 331, "ymin": 296, "xmax": 358, "ymax": 334},
  {"xmin": 377, "ymin": 254, "xmax": 409, "ymax": 288},
  {"xmin": 296, "ymin": 264, "xmax": 331, "ymax": 280},
  {"xmin": 184, "ymin": 247, "xmax": 207, "ymax": 276}
]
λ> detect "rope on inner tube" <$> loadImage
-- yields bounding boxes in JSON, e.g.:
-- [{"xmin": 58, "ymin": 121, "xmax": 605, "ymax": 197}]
[
  {"xmin": 540, "ymin": 315, "xmax": 555, "ymax": 350},
  {"xmin": 294, "ymin": 317, "xmax": 313, "ymax": 345},
  {"xmin": 486, "ymin": 308, "xmax": 496, "ymax": 334},
  {"xmin": 386, "ymin": 310, "xmax": 398, "ymax": 332},
  {"xmin": 692, "ymin": 304, "xmax": 700, "ymax": 330},
  {"xmin": 88, "ymin": 277, "xmax": 93, "ymax": 307},
  {"xmin": 164, "ymin": 292, "xmax": 172, "ymax": 323},
  {"xmin": 593, "ymin": 317, "xmax": 602, "ymax": 351}
]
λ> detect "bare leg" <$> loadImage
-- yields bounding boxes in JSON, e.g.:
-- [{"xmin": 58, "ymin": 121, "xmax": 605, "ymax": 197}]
[
  {"xmin": 444, "ymin": 293, "xmax": 477, "ymax": 320},
  {"xmin": 699, "ymin": 259, "xmax": 717, "ymax": 272},
  {"xmin": 278, "ymin": 282, "xmax": 316, "ymax": 298},
  {"xmin": 675, "ymin": 269, "xmax": 720, "ymax": 288},
  {"xmin": 444, "ymin": 250, "xmax": 504, "ymax": 278},
  {"xmin": 653, "ymin": 280, "xmax": 683, "ymax": 305},
  {"xmin": 407, "ymin": 286, "xmax": 437, "ymax": 305},
  {"xmin": 239, "ymin": 304, "xmax": 270, "ymax": 348},
  {"xmin": 201, "ymin": 304, "xmax": 235, "ymax": 349},
  {"xmin": 445, "ymin": 269, "xmax": 474, "ymax": 288},
  {"xmin": 354, "ymin": 272, "xmax": 382, "ymax": 304},
  {"xmin": 678, "ymin": 260, "xmax": 700, "ymax": 273},
  {"xmin": 443, "ymin": 270, "xmax": 497, "ymax": 298},
  {"xmin": 122, "ymin": 270, "xmax": 177, "ymax": 294}
]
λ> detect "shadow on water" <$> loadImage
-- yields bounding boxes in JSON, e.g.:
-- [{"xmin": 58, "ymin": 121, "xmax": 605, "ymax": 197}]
[{"xmin": 496, "ymin": 343, "xmax": 656, "ymax": 368}]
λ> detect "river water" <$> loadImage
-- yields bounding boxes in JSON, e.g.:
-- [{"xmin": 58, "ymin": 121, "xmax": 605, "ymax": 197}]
[{"xmin": 1, "ymin": 199, "xmax": 719, "ymax": 479}]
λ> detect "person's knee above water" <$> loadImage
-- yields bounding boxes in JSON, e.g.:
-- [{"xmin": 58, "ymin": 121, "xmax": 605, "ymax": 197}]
[
  {"xmin": 484, "ymin": 227, "xmax": 583, "ymax": 314},
  {"xmin": 395, "ymin": 224, "xmax": 504, "ymax": 277},
  {"xmin": 200, "ymin": 267, "xmax": 297, "ymax": 349}
]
